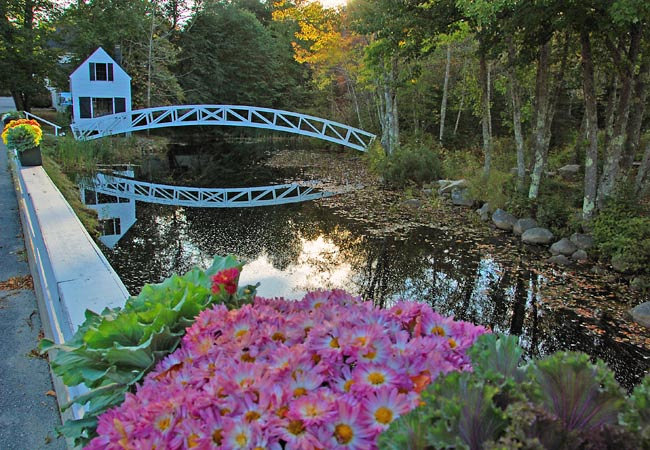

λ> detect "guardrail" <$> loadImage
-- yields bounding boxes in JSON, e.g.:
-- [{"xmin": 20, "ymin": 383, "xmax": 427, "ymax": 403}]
[
  {"xmin": 23, "ymin": 111, "xmax": 63, "ymax": 136},
  {"xmin": 13, "ymin": 155, "xmax": 129, "ymax": 431}
]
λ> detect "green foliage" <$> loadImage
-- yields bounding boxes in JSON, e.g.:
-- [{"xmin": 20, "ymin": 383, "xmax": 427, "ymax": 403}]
[
  {"xmin": 467, "ymin": 168, "xmax": 513, "ymax": 210},
  {"xmin": 379, "ymin": 334, "xmax": 648, "ymax": 450},
  {"xmin": 1, "ymin": 110, "xmax": 24, "ymax": 123},
  {"xmin": 178, "ymin": 3, "xmax": 289, "ymax": 107},
  {"xmin": 45, "ymin": 136, "xmax": 145, "ymax": 176},
  {"xmin": 39, "ymin": 255, "xmax": 257, "ymax": 447},
  {"xmin": 592, "ymin": 188, "xmax": 650, "ymax": 274},
  {"xmin": 622, "ymin": 376, "xmax": 650, "ymax": 442},
  {"xmin": 376, "ymin": 138, "xmax": 444, "ymax": 188}
]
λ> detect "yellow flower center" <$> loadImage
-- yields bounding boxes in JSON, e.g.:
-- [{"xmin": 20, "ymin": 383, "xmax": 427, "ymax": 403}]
[
  {"xmin": 155, "ymin": 416, "xmax": 171, "ymax": 431},
  {"xmin": 187, "ymin": 433, "xmax": 200, "ymax": 448},
  {"xmin": 329, "ymin": 337, "xmax": 339, "ymax": 348},
  {"xmin": 305, "ymin": 404, "xmax": 320, "ymax": 417},
  {"xmin": 448, "ymin": 338, "xmax": 457, "ymax": 349},
  {"xmin": 235, "ymin": 328, "xmax": 248, "ymax": 338},
  {"xmin": 395, "ymin": 308, "xmax": 403, "ymax": 315},
  {"xmin": 235, "ymin": 432, "xmax": 248, "ymax": 446},
  {"xmin": 363, "ymin": 349, "xmax": 377, "ymax": 360},
  {"xmin": 431, "ymin": 325, "xmax": 446, "ymax": 336},
  {"xmin": 272, "ymin": 332, "xmax": 286, "ymax": 342},
  {"xmin": 356, "ymin": 336, "xmax": 367, "ymax": 346},
  {"xmin": 245, "ymin": 410, "xmax": 261, "ymax": 421},
  {"xmin": 334, "ymin": 423, "xmax": 354, "ymax": 444},
  {"xmin": 287, "ymin": 419, "xmax": 306, "ymax": 435},
  {"xmin": 212, "ymin": 428, "xmax": 223, "ymax": 445},
  {"xmin": 368, "ymin": 371, "xmax": 385, "ymax": 385},
  {"xmin": 313, "ymin": 302, "xmax": 323, "ymax": 308},
  {"xmin": 293, "ymin": 387, "xmax": 307, "ymax": 397},
  {"xmin": 220, "ymin": 408, "xmax": 231, "ymax": 416},
  {"xmin": 374, "ymin": 406, "xmax": 393, "ymax": 425},
  {"xmin": 240, "ymin": 353, "xmax": 255, "ymax": 363},
  {"xmin": 344, "ymin": 379, "xmax": 355, "ymax": 392}
]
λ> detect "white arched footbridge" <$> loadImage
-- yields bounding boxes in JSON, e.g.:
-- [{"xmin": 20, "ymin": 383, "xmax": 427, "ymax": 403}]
[
  {"xmin": 88, "ymin": 173, "xmax": 336, "ymax": 208},
  {"xmin": 72, "ymin": 105, "xmax": 376, "ymax": 151}
]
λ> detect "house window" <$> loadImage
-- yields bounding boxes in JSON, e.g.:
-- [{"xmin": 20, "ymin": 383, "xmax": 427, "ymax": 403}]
[
  {"xmin": 114, "ymin": 97, "xmax": 126, "ymax": 113},
  {"xmin": 89, "ymin": 62, "xmax": 114, "ymax": 81},
  {"xmin": 79, "ymin": 97, "xmax": 91, "ymax": 119},
  {"xmin": 93, "ymin": 98, "xmax": 114, "ymax": 117}
]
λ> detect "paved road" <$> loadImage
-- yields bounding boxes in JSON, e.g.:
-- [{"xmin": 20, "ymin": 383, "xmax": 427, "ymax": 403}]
[{"xmin": 0, "ymin": 98, "xmax": 66, "ymax": 449}]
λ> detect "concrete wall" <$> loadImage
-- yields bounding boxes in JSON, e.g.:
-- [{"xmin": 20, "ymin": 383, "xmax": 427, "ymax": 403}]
[{"xmin": 13, "ymin": 162, "xmax": 130, "ymax": 423}]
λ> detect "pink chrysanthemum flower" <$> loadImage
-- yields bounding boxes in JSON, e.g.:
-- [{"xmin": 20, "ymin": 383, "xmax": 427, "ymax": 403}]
[
  {"xmin": 288, "ymin": 391, "xmax": 335, "ymax": 426},
  {"xmin": 362, "ymin": 388, "xmax": 417, "ymax": 431},
  {"xmin": 322, "ymin": 399, "xmax": 375, "ymax": 449},
  {"xmin": 353, "ymin": 364, "xmax": 399, "ymax": 392}
]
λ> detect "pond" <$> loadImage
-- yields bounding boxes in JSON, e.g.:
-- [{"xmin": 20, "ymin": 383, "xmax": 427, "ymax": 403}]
[{"xmin": 99, "ymin": 139, "xmax": 649, "ymax": 389}]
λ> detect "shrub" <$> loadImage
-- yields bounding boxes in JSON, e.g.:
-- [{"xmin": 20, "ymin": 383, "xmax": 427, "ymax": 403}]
[
  {"xmin": 379, "ymin": 334, "xmax": 648, "ymax": 449},
  {"xmin": 593, "ymin": 190, "xmax": 650, "ymax": 274},
  {"xmin": 377, "ymin": 139, "xmax": 444, "ymax": 188}
]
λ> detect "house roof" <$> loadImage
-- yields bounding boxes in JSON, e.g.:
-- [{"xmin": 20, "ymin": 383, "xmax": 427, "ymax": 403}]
[{"xmin": 69, "ymin": 47, "xmax": 131, "ymax": 80}]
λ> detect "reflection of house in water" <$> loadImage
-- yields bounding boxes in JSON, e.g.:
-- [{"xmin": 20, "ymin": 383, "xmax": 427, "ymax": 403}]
[{"xmin": 81, "ymin": 170, "xmax": 136, "ymax": 248}]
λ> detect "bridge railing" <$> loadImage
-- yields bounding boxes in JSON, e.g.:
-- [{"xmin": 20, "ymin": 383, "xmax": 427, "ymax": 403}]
[
  {"xmin": 89, "ymin": 173, "xmax": 335, "ymax": 208},
  {"xmin": 71, "ymin": 105, "xmax": 376, "ymax": 151},
  {"xmin": 23, "ymin": 111, "xmax": 63, "ymax": 136}
]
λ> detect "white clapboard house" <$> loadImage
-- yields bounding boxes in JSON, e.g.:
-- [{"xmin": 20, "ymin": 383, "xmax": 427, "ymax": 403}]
[{"xmin": 70, "ymin": 47, "xmax": 131, "ymax": 126}]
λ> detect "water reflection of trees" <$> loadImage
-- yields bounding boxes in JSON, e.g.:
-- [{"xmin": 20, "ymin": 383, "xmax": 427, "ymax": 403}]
[{"xmin": 105, "ymin": 198, "xmax": 648, "ymax": 390}]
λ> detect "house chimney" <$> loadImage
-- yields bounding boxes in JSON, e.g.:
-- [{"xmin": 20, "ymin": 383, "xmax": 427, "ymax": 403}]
[{"xmin": 114, "ymin": 45, "xmax": 122, "ymax": 66}]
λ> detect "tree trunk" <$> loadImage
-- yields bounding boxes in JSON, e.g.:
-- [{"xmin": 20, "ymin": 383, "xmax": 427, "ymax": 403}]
[
  {"xmin": 528, "ymin": 41, "xmax": 552, "ymax": 199},
  {"xmin": 439, "ymin": 44, "xmax": 451, "ymax": 143},
  {"xmin": 580, "ymin": 30, "xmax": 599, "ymax": 222},
  {"xmin": 635, "ymin": 142, "xmax": 650, "ymax": 195},
  {"xmin": 603, "ymin": 74, "xmax": 618, "ymax": 151},
  {"xmin": 599, "ymin": 26, "xmax": 642, "ymax": 204},
  {"xmin": 621, "ymin": 56, "xmax": 650, "ymax": 177},
  {"xmin": 380, "ymin": 57, "xmax": 399, "ymax": 155},
  {"xmin": 528, "ymin": 36, "xmax": 568, "ymax": 200},
  {"xmin": 454, "ymin": 92, "xmax": 464, "ymax": 136},
  {"xmin": 507, "ymin": 38, "xmax": 526, "ymax": 191},
  {"xmin": 479, "ymin": 48, "xmax": 492, "ymax": 177}
]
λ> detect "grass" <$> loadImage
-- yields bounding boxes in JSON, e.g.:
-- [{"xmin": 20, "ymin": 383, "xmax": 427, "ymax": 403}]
[{"xmin": 41, "ymin": 153, "xmax": 100, "ymax": 239}]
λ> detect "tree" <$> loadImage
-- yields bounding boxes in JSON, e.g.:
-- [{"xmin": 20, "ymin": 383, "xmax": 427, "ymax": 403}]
[
  {"xmin": 57, "ymin": 0, "xmax": 183, "ymax": 108},
  {"xmin": 177, "ymin": 3, "xmax": 285, "ymax": 106},
  {"xmin": 0, "ymin": 0, "xmax": 60, "ymax": 111}
]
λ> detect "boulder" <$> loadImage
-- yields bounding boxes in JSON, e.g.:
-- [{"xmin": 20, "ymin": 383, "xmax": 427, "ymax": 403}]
[
  {"xmin": 610, "ymin": 254, "xmax": 631, "ymax": 273},
  {"xmin": 513, "ymin": 218, "xmax": 538, "ymax": 236},
  {"xmin": 570, "ymin": 233, "xmax": 594, "ymax": 250},
  {"xmin": 476, "ymin": 203, "xmax": 491, "ymax": 222},
  {"xmin": 522, "ymin": 227, "xmax": 554, "ymax": 245},
  {"xmin": 550, "ymin": 238, "xmax": 578, "ymax": 256},
  {"xmin": 492, "ymin": 209, "xmax": 517, "ymax": 231},
  {"xmin": 402, "ymin": 198, "xmax": 422, "ymax": 209},
  {"xmin": 451, "ymin": 188, "xmax": 474, "ymax": 207},
  {"xmin": 630, "ymin": 302, "xmax": 650, "ymax": 328},
  {"xmin": 547, "ymin": 254, "xmax": 571, "ymax": 266},
  {"xmin": 571, "ymin": 249, "xmax": 588, "ymax": 261},
  {"xmin": 422, "ymin": 188, "xmax": 434, "ymax": 197},
  {"xmin": 558, "ymin": 164, "xmax": 580, "ymax": 180},
  {"xmin": 439, "ymin": 179, "xmax": 468, "ymax": 195},
  {"xmin": 630, "ymin": 277, "xmax": 647, "ymax": 292}
]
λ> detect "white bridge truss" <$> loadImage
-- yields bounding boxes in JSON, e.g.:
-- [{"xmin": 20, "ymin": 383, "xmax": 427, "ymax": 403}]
[
  {"xmin": 72, "ymin": 105, "xmax": 376, "ymax": 151},
  {"xmin": 89, "ymin": 173, "xmax": 335, "ymax": 208}
]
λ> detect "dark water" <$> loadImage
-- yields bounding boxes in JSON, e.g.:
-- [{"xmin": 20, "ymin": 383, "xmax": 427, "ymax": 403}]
[{"xmin": 103, "ymin": 140, "xmax": 649, "ymax": 389}]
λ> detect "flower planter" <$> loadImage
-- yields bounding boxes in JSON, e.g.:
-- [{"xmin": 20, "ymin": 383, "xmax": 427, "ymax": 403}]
[{"xmin": 18, "ymin": 147, "xmax": 42, "ymax": 166}]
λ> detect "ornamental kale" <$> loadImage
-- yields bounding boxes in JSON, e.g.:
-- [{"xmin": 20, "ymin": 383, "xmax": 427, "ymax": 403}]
[{"xmin": 379, "ymin": 333, "xmax": 649, "ymax": 450}]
